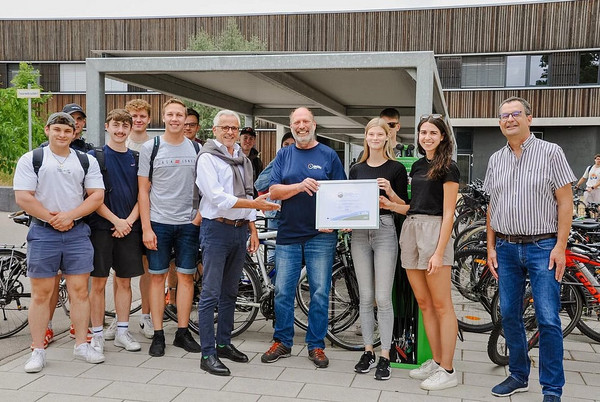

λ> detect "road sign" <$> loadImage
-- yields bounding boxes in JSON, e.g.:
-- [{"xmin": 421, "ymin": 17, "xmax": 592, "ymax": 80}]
[{"xmin": 17, "ymin": 88, "xmax": 41, "ymax": 98}]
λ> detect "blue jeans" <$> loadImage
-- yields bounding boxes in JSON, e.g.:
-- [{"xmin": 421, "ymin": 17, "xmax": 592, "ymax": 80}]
[
  {"xmin": 146, "ymin": 222, "xmax": 199, "ymax": 275},
  {"xmin": 198, "ymin": 219, "xmax": 248, "ymax": 356},
  {"xmin": 273, "ymin": 232, "xmax": 337, "ymax": 350},
  {"xmin": 496, "ymin": 237, "xmax": 564, "ymax": 397}
]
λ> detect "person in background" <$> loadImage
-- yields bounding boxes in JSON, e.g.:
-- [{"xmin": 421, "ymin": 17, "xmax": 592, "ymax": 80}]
[{"xmin": 575, "ymin": 154, "xmax": 600, "ymax": 206}]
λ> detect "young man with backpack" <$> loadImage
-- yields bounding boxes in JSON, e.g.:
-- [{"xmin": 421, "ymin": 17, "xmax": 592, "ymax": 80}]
[
  {"xmin": 138, "ymin": 98, "xmax": 202, "ymax": 357},
  {"xmin": 87, "ymin": 109, "xmax": 145, "ymax": 354},
  {"xmin": 14, "ymin": 112, "xmax": 106, "ymax": 373}
]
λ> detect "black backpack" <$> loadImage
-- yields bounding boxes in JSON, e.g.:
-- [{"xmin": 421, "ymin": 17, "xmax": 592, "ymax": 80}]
[{"xmin": 32, "ymin": 147, "xmax": 90, "ymax": 179}]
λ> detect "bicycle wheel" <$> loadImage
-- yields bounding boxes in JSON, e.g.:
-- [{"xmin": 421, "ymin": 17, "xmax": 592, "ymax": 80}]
[
  {"xmin": 491, "ymin": 274, "xmax": 583, "ymax": 337},
  {"xmin": 451, "ymin": 248, "xmax": 496, "ymax": 332},
  {"xmin": 294, "ymin": 262, "xmax": 378, "ymax": 351},
  {"xmin": 232, "ymin": 262, "xmax": 261, "ymax": 337},
  {"xmin": 487, "ymin": 291, "xmax": 539, "ymax": 366},
  {"xmin": 574, "ymin": 268, "xmax": 600, "ymax": 342},
  {"xmin": 175, "ymin": 262, "xmax": 261, "ymax": 337},
  {"xmin": 0, "ymin": 249, "xmax": 30, "ymax": 339},
  {"xmin": 104, "ymin": 271, "xmax": 143, "ymax": 318}
]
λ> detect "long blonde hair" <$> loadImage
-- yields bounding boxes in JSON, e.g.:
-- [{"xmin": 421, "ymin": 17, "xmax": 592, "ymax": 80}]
[{"xmin": 358, "ymin": 118, "xmax": 394, "ymax": 163}]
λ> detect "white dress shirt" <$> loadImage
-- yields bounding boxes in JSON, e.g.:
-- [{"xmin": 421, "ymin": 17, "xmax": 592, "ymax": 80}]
[{"xmin": 195, "ymin": 139, "xmax": 256, "ymax": 221}]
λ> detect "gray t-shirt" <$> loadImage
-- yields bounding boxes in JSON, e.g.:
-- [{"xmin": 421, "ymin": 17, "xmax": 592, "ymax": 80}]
[{"xmin": 138, "ymin": 136, "xmax": 198, "ymax": 225}]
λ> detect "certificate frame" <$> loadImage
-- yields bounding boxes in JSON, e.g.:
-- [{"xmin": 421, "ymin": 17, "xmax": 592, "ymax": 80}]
[{"xmin": 315, "ymin": 179, "xmax": 380, "ymax": 229}]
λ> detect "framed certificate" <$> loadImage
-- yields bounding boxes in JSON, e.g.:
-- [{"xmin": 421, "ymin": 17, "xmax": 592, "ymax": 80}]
[{"xmin": 315, "ymin": 179, "xmax": 380, "ymax": 229}]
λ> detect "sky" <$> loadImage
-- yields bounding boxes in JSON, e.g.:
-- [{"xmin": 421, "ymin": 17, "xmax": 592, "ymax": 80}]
[{"xmin": 3, "ymin": 0, "xmax": 565, "ymax": 19}]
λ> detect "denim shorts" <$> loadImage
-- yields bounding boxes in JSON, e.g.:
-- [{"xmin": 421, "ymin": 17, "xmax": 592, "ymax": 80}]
[
  {"xmin": 26, "ymin": 222, "xmax": 94, "ymax": 278},
  {"xmin": 146, "ymin": 222, "xmax": 199, "ymax": 275}
]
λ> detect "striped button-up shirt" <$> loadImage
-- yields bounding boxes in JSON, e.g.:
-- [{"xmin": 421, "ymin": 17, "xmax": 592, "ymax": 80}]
[{"xmin": 484, "ymin": 134, "xmax": 576, "ymax": 236}]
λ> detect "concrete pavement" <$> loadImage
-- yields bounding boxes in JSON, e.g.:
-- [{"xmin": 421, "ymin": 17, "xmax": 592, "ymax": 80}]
[{"xmin": 1, "ymin": 315, "xmax": 600, "ymax": 401}]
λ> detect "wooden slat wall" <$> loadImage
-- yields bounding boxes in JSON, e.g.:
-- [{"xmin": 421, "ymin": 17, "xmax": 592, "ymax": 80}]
[
  {"xmin": 1, "ymin": 1, "xmax": 598, "ymax": 60},
  {"xmin": 444, "ymin": 87, "xmax": 600, "ymax": 118}
]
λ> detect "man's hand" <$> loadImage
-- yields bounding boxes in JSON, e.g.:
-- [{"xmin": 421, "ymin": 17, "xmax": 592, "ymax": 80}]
[
  {"xmin": 549, "ymin": 245, "xmax": 566, "ymax": 282},
  {"xmin": 143, "ymin": 229, "xmax": 158, "ymax": 250},
  {"xmin": 487, "ymin": 248, "xmax": 499, "ymax": 280},
  {"xmin": 112, "ymin": 218, "xmax": 132, "ymax": 237},
  {"xmin": 48, "ymin": 211, "xmax": 75, "ymax": 232},
  {"xmin": 296, "ymin": 178, "xmax": 319, "ymax": 196},
  {"xmin": 192, "ymin": 211, "xmax": 202, "ymax": 227},
  {"xmin": 254, "ymin": 194, "xmax": 281, "ymax": 211},
  {"xmin": 247, "ymin": 230, "xmax": 259, "ymax": 253}
]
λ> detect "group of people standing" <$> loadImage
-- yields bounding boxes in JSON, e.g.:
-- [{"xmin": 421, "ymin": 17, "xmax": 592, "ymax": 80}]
[{"xmin": 14, "ymin": 95, "xmax": 574, "ymax": 401}]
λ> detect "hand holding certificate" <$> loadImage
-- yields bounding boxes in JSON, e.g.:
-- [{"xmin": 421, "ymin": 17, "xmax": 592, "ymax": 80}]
[{"xmin": 315, "ymin": 179, "xmax": 380, "ymax": 229}]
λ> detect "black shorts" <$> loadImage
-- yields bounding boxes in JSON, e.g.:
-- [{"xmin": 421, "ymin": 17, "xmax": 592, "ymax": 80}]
[{"xmin": 90, "ymin": 229, "xmax": 144, "ymax": 278}]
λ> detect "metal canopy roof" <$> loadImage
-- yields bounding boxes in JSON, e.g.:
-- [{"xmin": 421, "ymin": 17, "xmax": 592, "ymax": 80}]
[{"xmin": 85, "ymin": 51, "xmax": 449, "ymax": 147}]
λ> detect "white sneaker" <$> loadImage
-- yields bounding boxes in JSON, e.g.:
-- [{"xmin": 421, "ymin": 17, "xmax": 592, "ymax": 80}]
[
  {"xmin": 114, "ymin": 330, "xmax": 141, "ymax": 352},
  {"xmin": 90, "ymin": 334, "xmax": 105, "ymax": 354},
  {"xmin": 24, "ymin": 349, "xmax": 46, "ymax": 373},
  {"xmin": 420, "ymin": 367, "xmax": 458, "ymax": 391},
  {"xmin": 139, "ymin": 315, "xmax": 154, "ymax": 339},
  {"xmin": 73, "ymin": 342, "xmax": 105, "ymax": 364},
  {"xmin": 104, "ymin": 318, "xmax": 117, "ymax": 340},
  {"xmin": 409, "ymin": 358, "xmax": 440, "ymax": 380}
]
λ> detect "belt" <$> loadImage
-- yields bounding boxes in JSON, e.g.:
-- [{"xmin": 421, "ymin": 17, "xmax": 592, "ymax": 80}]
[
  {"xmin": 496, "ymin": 232, "xmax": 556, "ymax": 244},
  {"xmin": 31, "ymin": 217, "xmax": 83, "ymax": 230},
  {"xmin": 214, "ymin": 217, "xmax": 249, "ymax": 228}
]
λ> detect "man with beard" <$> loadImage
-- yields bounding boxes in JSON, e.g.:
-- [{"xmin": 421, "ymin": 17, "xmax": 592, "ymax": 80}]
[{"xmin": 261, "ymin": 107, "xmax": 346, "ymax": 368}]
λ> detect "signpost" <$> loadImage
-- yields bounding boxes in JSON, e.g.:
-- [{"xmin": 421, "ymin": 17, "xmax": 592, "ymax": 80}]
[{"xmin": 16, "ymin": 85, "xmax": 41, "ymax": 151}]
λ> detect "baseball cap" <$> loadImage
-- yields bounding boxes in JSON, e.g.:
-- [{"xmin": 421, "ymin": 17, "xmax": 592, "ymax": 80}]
[
  {"xmin": 62, "ymin": 103, "xmax": 86, "ymax": 118},
  {"xmin": 46, "ymin": 112, "xmax": 76, "ymax": 130},
  {"xmin": 240, "ymin": 127, "xmax": 256, "ymax": 137}
]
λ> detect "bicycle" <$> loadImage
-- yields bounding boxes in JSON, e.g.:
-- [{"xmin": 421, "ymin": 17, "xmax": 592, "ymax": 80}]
[{"xmin": 295, "ymin": 231, "xmax": 381, "ymax": 351}]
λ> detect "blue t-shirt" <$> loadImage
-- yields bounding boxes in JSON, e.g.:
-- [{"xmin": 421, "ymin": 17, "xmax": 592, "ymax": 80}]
[
  {"xmin": 270, "ymin": 143, "xmax": 346, "ymax": 244},
  {"xmin": 87, "ymin": 146, "xmax": 140, "ymax": 231}
]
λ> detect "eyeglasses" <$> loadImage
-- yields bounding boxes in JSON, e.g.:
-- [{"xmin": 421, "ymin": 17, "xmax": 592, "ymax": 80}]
[
  {"xmin": 419, "ymin": 114, "xmax": 443, "ymax": 121},
  {"xmin": 184, "ymin": 123, "xmax": 199, "ymax": 128},
  {"xmin": 216, "ymin": 126, "xmax": 239, "ymax": 132},
  {"xmin": 499, "ymin": 111, "xmax": 524, "ymax": 121},
  {"xmin": 387, "ymin": 122, "xmax": 399, "ymax": 128}
]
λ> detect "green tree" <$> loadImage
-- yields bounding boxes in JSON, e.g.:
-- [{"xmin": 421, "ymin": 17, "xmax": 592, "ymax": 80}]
[
  {"xmin": 0, "ymin": 63, "xmax": 50, "ymax": 174},
  {"xmin": 186, "ymin": 18, "xmax": 267, "ymax": 140}
]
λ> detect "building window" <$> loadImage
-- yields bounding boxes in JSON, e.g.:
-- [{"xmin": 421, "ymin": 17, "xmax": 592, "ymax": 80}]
[
  {"xmin": 580, "ymin": 52, "xmax": 600, "ymax": 84},
  {"xmin": 105, "ymin": 78, "xmax": 128, "ymax": 92},
  {"xmin": 60, "ymin": 64, "xmax": 86, "ymax": 92},
  {"xmin": 528, "ymin": 54, "xmax": 549, "ymax": 86},
  {"xmin": 7, "ymin": 63, "xmax": 41, "ymax": 87},
  {"xmin": 506, "ymin": 56, "xmax": 527, "ymax": 87},
  {"xmin": 461, "ymin": 56, "xmax": 505, "ymax": 88}
]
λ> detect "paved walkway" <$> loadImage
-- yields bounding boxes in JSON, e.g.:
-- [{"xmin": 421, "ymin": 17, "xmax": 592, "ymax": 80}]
[{"xmin": 1, "ymin": 316, "xmax": 599, "ymax": 402}]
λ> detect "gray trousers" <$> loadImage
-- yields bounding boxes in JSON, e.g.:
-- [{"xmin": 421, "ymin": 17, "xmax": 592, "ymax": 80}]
[{"xmin": 350, "ymin": 214, "xmax": 397, "ymax": 350}]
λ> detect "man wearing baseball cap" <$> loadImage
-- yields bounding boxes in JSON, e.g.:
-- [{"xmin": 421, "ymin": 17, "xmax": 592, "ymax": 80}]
[
  {"xmin": 239, "ymin": 127, "xmax": 263, "ymax": 197},
  {"xmin": 62, "ymin": 103, "xmax": 94, "ymax": 152}
]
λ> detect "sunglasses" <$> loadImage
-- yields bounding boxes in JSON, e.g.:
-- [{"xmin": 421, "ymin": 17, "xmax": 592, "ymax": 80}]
[
  {"xmin": 419, "ymin": 114, "xmax": 443, "ymax": 121},
  {"xmin": 387, "ymin": 122, "xmax": 399, "ymax": 129}
]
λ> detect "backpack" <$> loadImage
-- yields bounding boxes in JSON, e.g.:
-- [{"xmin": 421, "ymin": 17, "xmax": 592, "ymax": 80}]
[
  {"xmin": 148, "ymin": 136, "xmax": 201, "ymax": 209},
  {"xmin": 93, "ymin": 147, "xmax": 139, "ymax": 194},
  {"xmin": 32, "ymin": 147, "xmax": 89, "ymax": 178}
]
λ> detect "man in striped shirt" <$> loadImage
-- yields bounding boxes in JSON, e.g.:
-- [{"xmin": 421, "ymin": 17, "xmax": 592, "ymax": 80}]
[{"xmin": 484, "ymin": 97, "xmax": 575, "ymax": 402}]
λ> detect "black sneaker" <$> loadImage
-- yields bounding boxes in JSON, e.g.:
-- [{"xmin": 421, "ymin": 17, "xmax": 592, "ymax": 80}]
[
  {"xmin": 173, "ymin": 329, "xmax": 201, "ymax": 353},
  {"xmin": 354, "ymin": 351, "xmax": 376, "ymax": 373},
  {"xmin": 374, "ymin": 356, "xmax": 391, "ymax": 380},
  {"xmin": 149, "ymin": 332, "xmax": 165, "ymax": 357}
]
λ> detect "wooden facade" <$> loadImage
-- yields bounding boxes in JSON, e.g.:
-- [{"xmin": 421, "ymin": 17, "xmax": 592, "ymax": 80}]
[
  {"xmin": 1, "ymin": 2, "xmax": 599, "ymax": 60},
  {"xmin": 1, "ymin": 0, "xmax": 598, "ymax": 130}
]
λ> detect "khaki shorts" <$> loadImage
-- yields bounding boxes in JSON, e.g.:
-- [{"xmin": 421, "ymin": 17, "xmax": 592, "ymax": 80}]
[{"xmin": 399, "ymin": 214, "xmax": 454, "ymax": 270}]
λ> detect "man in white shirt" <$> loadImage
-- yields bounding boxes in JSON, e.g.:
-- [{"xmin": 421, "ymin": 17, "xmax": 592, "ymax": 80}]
[
  {"xmin": 195, "ymin": 110, "xmax": 278, "ymax": 376},
  {"xmin": 14, "ymin": 112, "xmax": 106, "ymax": 372},
  {"xmin": 576, "ymin": 154, "xmax": 600, "ymax": 205}
]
